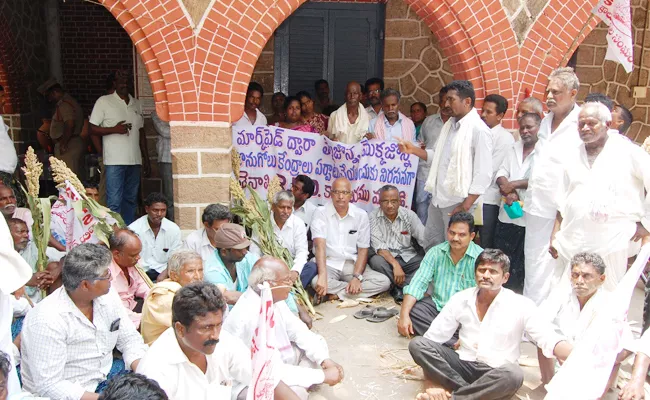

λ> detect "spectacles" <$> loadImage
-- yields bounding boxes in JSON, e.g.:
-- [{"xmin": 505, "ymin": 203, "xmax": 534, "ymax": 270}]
[
  {"xmin": 369, "ymin": 89, "xmax": 381, "ymax": 94},
  {"xmin": 94, "ymin": 268, "xmax": 112, "ymax": 281},
  {"xmin": 331, "ymin": 190, "xmax": 351, "ymax": 196}
]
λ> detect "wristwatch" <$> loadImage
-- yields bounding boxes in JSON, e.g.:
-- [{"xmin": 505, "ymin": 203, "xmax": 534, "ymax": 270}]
[{"xmin": 353, "ymin": 274, "xmax": 364, "ymax": 282}]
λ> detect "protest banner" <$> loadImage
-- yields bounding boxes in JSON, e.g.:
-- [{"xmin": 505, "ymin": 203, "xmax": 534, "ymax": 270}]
[
  {"xmin": 233, "ymin": 126, "xmax": 419, "ymax": 211},
  {"xmin": 593, "ymin": 0, "xmax": 634, "ymax": 72}
]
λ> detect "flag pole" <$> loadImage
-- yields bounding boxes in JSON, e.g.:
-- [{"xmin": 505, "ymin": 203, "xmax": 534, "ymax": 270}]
[{"xmin": 560, "ymin": 13, "xmax": 597, "ymax": 67}]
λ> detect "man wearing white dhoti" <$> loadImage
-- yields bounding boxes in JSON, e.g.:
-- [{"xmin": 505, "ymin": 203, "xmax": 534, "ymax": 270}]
[
  {"xmin": 523, "ymin": 67, "xmax": 582, "ymax": 305},
  {"xmin": 549, "ymin": 102, "xmax": 650, "ymax": 293}
]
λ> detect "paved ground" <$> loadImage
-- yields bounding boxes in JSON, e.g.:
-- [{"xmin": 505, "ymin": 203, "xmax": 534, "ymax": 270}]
[{"xmin": 307, "ymin": 283, "xmax": 647, "ymax": 400}]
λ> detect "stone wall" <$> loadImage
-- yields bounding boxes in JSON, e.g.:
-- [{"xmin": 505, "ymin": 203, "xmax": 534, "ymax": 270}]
[{"xmin": 574, "ymin": 0, "xmax": 650, "ymax": 143}]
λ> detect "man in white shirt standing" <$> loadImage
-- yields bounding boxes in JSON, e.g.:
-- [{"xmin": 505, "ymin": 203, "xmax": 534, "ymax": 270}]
[
  {"xmin": 523, "ymin": 67, "xmax": 582, "ymax": 305},
  {"xmin": 410, "ymin": 249, "xmax": 571, "ymax": 400},
  {"xmin": 232, "ymin": 82, "xmax": 267, "ymax": 129},
  {"xmin": 398, "ymin": 80, "xmax": 493, "ymax": 251},
  {"xmin": 291, "ymin": 175, "xmax": 317, "ymax": 229},
  {"xmin": 250, "ymin": 191, "xmax": 317, "ymax": 289},
  {"xmin": 21, "ymin": 243, "xmax": 148, "ymax": 400},
  {"xmin": 479, "ymin": 94, "xmax": 515, "ymax": 249},
  {"xmin": 89, "ymin": 69, "xmax": 150, "ymax": 225},
  {"xmin": 224, "ymin": 256, "xmax": 344, "ymax": 400},
  {"xmin": 311, "ymin": 177, "xmax": 390, "ymax": 301},
  {"xmin": 183, "ymin": 203, "xmax": 232, "ymax": 266},
  {"xmin": 549, "ymin": 102, "xmax": 650, "ymax": 292},
  {"xmin": 129, "ymin": 192, "xmax": 182, "ymax": 282}
]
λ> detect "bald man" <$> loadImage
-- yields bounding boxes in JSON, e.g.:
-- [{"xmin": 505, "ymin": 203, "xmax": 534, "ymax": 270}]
[
  {"xmin": 310, "ymin": 178, "xmax": 390, "ymax": 302},
  {"xmin": 327, "ymin": 82, "xmax": 371, "ymax": 144},
  {"xmin": 109, "ymin": 228, "xmax": 151, "ymax": 327}
]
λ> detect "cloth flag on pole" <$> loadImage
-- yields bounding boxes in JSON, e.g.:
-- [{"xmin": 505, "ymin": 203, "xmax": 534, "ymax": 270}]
[
  {"xmin": 544, "ymin": 244, "xmax": 650, "ymax": 399},
  {"xmin": 593, "ymin": 0, "xmax": 634, "ymax": 73},
  {"xmin": 247, "ymin": 283, "xmax": 282, "ymax": 400}
]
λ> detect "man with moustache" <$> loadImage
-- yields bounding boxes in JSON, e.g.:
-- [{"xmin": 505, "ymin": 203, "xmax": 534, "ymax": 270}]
[
  {"xmin": 327, "ymin": 82, "xmax": 371, "ymax": 144},
  {"xmin": 0, "ymin": 185, "xmax": 33, "ymax": 237},
  {"xmin": 232, "ymin": 82, "xmax": 267, "ymax": 128},
  {"xmin": 369, "ymin": 88, "xmax": 416, "ymax": 142},
  {"xmin": 364, "ymin": 78, "xmax": 384, "ymax": 120},
  {"xmin": 410, "ymin": 249, "xmax": 572, "ymax": 400}
]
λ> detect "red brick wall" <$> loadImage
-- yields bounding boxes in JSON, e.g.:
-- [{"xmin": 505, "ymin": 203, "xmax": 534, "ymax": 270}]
[{"xmin": 59, "ymin": 0, "xmax": 134, "ymax": 116}]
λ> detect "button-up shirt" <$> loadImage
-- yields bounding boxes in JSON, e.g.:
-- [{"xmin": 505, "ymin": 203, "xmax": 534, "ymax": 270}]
[
  {"xmin": 369, "ymin": 206, "xmax": 425, "ymax": 262},
  {"xmin": 424, "ymin": 287, "xmax": 563, "ymax": 368},
  {"xmin": 204, "ymin": 252, "xmax": 258, "ymax": 292},
  {"xmin": 483, "ymin": 124, "xmax": 516, "ymax": 205},
  {"xmin": 0, "ymin": 117, "xmax": 17, "ymax": 174},
  {"xmin": 129, "ymin": 216, "xmax": 182, "ymax": 273},
  {"xmin": 151, "ymin": 110, "xmax": 171, "ymax": 163},
  {"xmin": 369, "ymin": 112, "xmax": 416, "ymax": 142},
  {"xmin": 183, "ymin": 228, "xmax": 217, "ymax": 266},
  {"xmin": 311, "ymin": 202, "xmax": 370, "ymax": 271},
  {"xmin": 496, "ymin": 140, "xmax": 538, "ymax": 227},
  {"xmin": 232, "ymin": 108, "xmax": 267, "ymax": 129},
  {"xmin": 89, "ymin": 92, "xmax": 144, "ymax": 166},
  {"xmin": 50, "ymin": 93, "xmax": 84, "ymax": 140},
  {"xmin": 224, "ymin": 288, "xmax": 328, "ymax": 388},
  {"xmin": 365, "ymin": 105, "xmax": 380, "ymax": 120},
  {"xmin": 425, "ymin": 112, "xmax": 493, "ymax": 208},
  {"xmin": 21, "ymin": 287, "xmax": 148, "ymax": 400},
  {"xmin": 293, "ymin": 201, "xmax": 317, "ymax": 229},
  {"xmin": 141, "ymin": 279, "xmax": 181, "ymax": 345},
  {"xmin": 404, "ymin": 241, "xmax": 482, "ymax": 310},
  {"xmin": 524, "ymin": 104, "xmax": 582, "ymax": 219},
  {"xmin": 137, "ymin": 328, "xmax": 251, "ymax": 400},
  {"xmin": 554, "ymin": 132, "xmax": 650, "ymax": 259},
  {"xmin": 417, "ymin": 114, "xmax": 445, "ymax": 181},
  {"xmin": 250, "ymin": 213, "xmax": 308, "ymax": 273},
  {"xmin": 109, "ymin": 260, "xmax": 150, "ymax": 328}
]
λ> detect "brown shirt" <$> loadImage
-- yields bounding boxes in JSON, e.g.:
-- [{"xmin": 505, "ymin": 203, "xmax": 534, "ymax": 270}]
[{"xmin": 50, "ymin": 93, "xmax": 84, "ymax": 140}]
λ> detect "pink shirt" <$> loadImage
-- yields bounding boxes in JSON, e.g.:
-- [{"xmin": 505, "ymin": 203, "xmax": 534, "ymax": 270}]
[{"xmin": 109, "ymin": 260, "xmax": 150, "ymax": 328}]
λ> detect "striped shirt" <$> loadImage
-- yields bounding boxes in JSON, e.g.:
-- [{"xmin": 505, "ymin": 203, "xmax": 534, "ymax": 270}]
[
  {"xmin": 403, "ymin": 241, "xmax": 483, "ymax": 310},
  {"xmin": 369, "ymin": 206, "xmax": 425, "ymax": 262}
]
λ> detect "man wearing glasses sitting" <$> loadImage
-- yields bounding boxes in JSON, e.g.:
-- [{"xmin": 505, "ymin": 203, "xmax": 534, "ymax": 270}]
[{"xmin": 310, "ymin": 177, "xmax": 390, "ymax": 303}]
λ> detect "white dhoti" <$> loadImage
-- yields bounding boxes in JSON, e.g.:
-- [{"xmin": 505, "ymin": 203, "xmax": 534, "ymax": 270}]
[{"xmin": 523, "ymin": 214, "xmax": 556, "ymax": 305}]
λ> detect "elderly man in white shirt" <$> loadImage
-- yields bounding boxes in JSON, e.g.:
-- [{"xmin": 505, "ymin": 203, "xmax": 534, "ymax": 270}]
[
  {"xmin": 291, "ymin": 175, "xmax": 318, "ymax": 229},
  {"xmin": 311, "ymin": 178, "xmax": 391, "ymax": 301},
  {"xmin": 479, "ymin": 94, "xmax": 515, "ymax": 249},
  {"xmin": 89, "ymin": 69, "xmax": 150, "ymax": 225},
  {"xmin": 410, "ymin": 249, "xmax": 571, "ymax": 400},
  {"xmin": 549, "ymin": 102, "xmax": 650, "ymax": 294},
  {"xmin": 129, "ymin": 192, "xmax": 182, "ymax": 282},
  {"xmin": 183, "ymin": 204, "xmax": 232, "ymax": 266},
  {"xmin": 232, "ymin": 82, "xmax": 267, "ymax": 129},
  {"xmin": 250, "ymin": 191, "xmax": 317, "ymax": 290},
  {"xmin": 398, "ymin": 80, "xmax": 493, "ymax": 251},
  {"xmin": 224, "ymin": 256, "xmax": 343, "ymax": 399},
  {"xmin": 326, "ymin": 82, "xmax": 371, "ymax": 144},
  {"xmin": 21, "ymin": 243, "xmax": 148, "ymax": 400}
]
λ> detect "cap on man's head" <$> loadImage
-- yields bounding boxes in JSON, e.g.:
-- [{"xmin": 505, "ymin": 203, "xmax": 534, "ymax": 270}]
[
  {"xmin": 213, "ymin": 223, "xmax": 251, "ymax": 249},
  {"xmin": 37, "ymin": 78, "xmax": 60, "ymax": 96}
]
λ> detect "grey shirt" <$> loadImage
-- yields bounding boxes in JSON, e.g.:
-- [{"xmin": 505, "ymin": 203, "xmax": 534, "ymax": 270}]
[{"xmin": 369, "ymin": 206, "xmax": 425, "ymax": 262}]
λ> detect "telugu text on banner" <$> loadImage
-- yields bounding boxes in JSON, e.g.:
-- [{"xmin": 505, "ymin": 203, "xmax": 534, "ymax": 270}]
[{"xmin": 593, "ymin": 0, "xmax": 634, "ymax": 73}]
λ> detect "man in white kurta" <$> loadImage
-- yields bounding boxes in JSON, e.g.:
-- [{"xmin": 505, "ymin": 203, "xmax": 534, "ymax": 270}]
[
  {"xmin": 523, "ymin": 67, "xmax": 582, "ymax": 305},
  {"xmin": 551, "ymin": 103, "xmax": 650, "ymax": 292}
]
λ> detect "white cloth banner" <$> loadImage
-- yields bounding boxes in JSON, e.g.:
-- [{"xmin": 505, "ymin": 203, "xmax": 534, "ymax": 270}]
[
  {"xmin": 50, "ymin": 182, "xmax": 101, "ymax": 250},
  {"xmin": 234, "ymin": 126, "xmax": 419, "ymax": 212},
  {"xmin": 593, "ymin": 0, "xmax": 634, "ymax": 73},
  {"xmin": 544, "ymin": 244, "xmax": 650, "ymax": 399}
]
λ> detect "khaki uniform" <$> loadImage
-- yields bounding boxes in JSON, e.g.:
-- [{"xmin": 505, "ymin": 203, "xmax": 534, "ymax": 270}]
[{"xmin": 51, "ymin": 93, "xmax": 86, "ymax": 180}]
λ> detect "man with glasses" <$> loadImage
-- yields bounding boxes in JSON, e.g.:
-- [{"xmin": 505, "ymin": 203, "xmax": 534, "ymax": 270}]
[
  {"xmin": 310, "ymin": 177, "xmax": 390, "ymax": 302},
  {"xmin": 365, "ymin": 78, "xmax": 384, "ymax": 120},
  {"xmin": 21, "ymin": 243, "xmax": 148, "ymax": 400},
  {"xmin": 369, "ymin": 185, "xmax": 425, "ymax": 303}
]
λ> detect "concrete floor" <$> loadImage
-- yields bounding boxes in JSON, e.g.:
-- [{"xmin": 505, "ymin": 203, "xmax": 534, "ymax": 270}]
[{"xmin": 307, "ymin": 284, "xmax": 646, "ymax": 400}]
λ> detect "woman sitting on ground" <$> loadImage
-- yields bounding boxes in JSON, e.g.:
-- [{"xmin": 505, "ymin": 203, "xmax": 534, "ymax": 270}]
[
  {"xmin": 296, "ymin": 91, "xmax": 329, "ymax": 134},
  {"xmin": 274, "ymin": 96, "xmax": 318, "ymax": 133}
]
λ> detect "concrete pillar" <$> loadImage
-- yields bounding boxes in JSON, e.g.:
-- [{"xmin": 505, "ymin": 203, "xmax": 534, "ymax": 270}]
[
  {"xmin": 44, "ymin": 0, "xmax": 63, "ymax": 83},
  {"xmin": 170, "ymin": 123, "xmax": 232, "ymax": 232}
]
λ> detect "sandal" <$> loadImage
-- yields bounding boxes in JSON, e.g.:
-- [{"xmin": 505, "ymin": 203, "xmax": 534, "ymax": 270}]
[
  {"xmin": 367, "ymin": 307, "xmax": 399, "ymax": 323},
  {"xmin": 353, "ymin": 305, "xmax": 377, "ymax": 319}
]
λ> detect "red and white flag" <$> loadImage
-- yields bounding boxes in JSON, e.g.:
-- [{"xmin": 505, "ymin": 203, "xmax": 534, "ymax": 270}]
[
  {"xmin": 545, "ymin": 244, "xmax": 650, "ymax": 399},
  {"xmin": 247, "ymin": 283, "xmax": 282, "ymax": 400},
  {"xmin": 593, "ymin": 0, "xmax": 634, "ymax": 73}
]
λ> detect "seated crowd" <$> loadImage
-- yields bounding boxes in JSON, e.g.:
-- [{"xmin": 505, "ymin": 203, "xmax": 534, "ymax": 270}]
[{"xmin": 2, "ymin": 66, "xmax": 650, "ymax": 400}]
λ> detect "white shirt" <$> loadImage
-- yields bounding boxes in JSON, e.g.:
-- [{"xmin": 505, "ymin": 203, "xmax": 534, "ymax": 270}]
[
  {"xmin": 0, "ymin": 117, "xmax": 17, "ymax": 174},
  {"xmin": 553, "ymin": 133, "xmax": 650, "ymax": 259},
  {"xmin": 21, "ymin": 288, "xmax": 148, "ymax": 400},
  {"xmin": 418, "ymin": 113, "xmax": 445, "ymax": 181},
  {"xmin": 250, "ymin": 213, "xmax": 309, "ymax": 273},
  {"xmin": 183, "ymin": 228, "xmax": 217, "ymax": 266},
  {"xmin": 483, "ymin": 124, "xmax": 516, "ymax": 205},
  {"xmin": 293, "ymin": 201, "xmax": 317, "ymax": 229},
  {"xmin": 1, "ymin": 290, "xmax": 20, "ymax": 397},
  {"xmin": 224, "ymin": 288, "xmax": 328, "ymax": 388},
  {"xmin": 232, "ymin": 108, "xmax": 267, "ymax": 129},
  {"xmin": 636, "ymin": 326, "xmax": 650, "ymax": 357},
  {"xmin": 129, "ymin": 216, "xmax": 182, "ymax": 273},
  {"xmin": 89, "ymin": 92, "xmax": 144, "ymax": 165},
  {"xmin": 496, "ymin": 140, "xmax": 538, "ymax": 227},
  {"xmin": 137, "ymin": 328, "xmax": 251, "ymax": 400},
  {"xmin": 425, "ymin": 112, "xmax": 494, "ymax": 208},
  {"xmin": 311, "ymin": 202, "xmax": 370, "ymax": 271},
  {"xmin": 524, "ymin": 104, "xmax": 582, "ymax": 219},
  {"xmin": 424, "ymin": 287, "xmax": 563, "ymax": 368}
]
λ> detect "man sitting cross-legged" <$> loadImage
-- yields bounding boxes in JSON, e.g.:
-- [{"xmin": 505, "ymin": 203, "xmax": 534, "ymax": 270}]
[
  {"xmin": 410, "ymin": 249, "xmax": 572, "ymax": 400},
  {"xmin": 398, "ymin": 212, "xmax": 481, "ymax": 338},
  {"xmin": 224, "ymin": 256, "xmax": 344, "ymax": 400},
  {"xmin": 21, "ymin": 243, "xmax": 148, "ymax": 400}
]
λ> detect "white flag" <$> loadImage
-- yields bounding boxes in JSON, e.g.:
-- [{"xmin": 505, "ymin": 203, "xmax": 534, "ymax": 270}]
[
  {"xmin": 593, "ymin": 0, "xmax": 634, "ymax": 73},
  {"xmin": 545, "ymin": 244, "xmax": 650, "ymax": 399}
]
